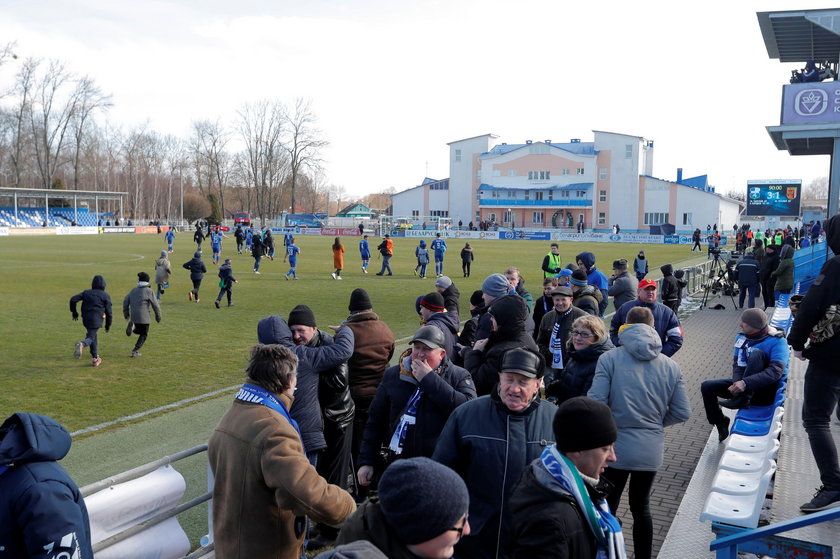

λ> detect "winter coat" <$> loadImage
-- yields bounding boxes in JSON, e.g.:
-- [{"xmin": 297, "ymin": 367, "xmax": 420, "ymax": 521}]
[
  {"xmin": 731, "ymin": 328, "xmax": 789, "ymax": 404},
  {"xmin": 432, "ymin": 391, "xmax": 557, "ymax": 558},
  {"xmin": 208, "ymin": 394, "xmax": 356, "ymax": 559},
  {"xmin": 608, "ymin": 271, "xmax": 638, "ymax": 310},
  {"xmin": 309, "ymin": 330, "xmax": 355, "ymax": 428},
  {"xmin": 515, "ymin": 280, "xmax": 535, "ymax": 312},
  {"xmin": 759, "ymin": 249, "xmax": 780, "ymax": 282},
  {"xmin": 545, "ymin": 337, "xmax": 615, "ymax": 405},
  {"xmin": 316, "ymin": 540, "xmax": 388, "ymax": 559},
  {"xmin": 0, "ymin": 413, "xmax": 93, "ymax": 559},
  {"xmin": 532, "ymin": 295, "xmax": 553, "ymax": 338},
  {"xmin": 634, "ymin": 254, "xmax": 648, "ymax": 277},
  {"xmin": 659, "ymin": 264, "xmax": 680, "ymax": 305},
  {"xmin": 257, "ymin": 316, "xmax": 355, "ymax": 453},
  {"xmin": 788, "ymin": 214, "xmax": 840, "ymax": 363},
  {"xmin": 752, "ymin": 242, "xmax": 766, "ymax": 265},
  {"xmin": 461, "ymin": 246, "xmax": 474, "ymax": 263},
  {"xmin": 423, "ymin": 310, "xmax": 460, "ymax": 358},
  {"xmin": 123, "ymin": 282, "xmax": 162, "ymax": 325},
  {"xmin": 154, "ymin": 253, "xmax": 171, "ymax": 285},
  {"xmin": 333, "ymin": 245, "xmax": 345, "ymax": 269},
  {"xmin": 463, "ymin": 295, "xmax": 539, "ymax": 396},
  {"xmin": 344, "ymin": 311, "xmax": 396, "ymax": 403},
  {"xmin": 334, "ymin": 499, "xmax": 416, "ymax": 559},
  {"xmin": 610, "ymin": 299, "xmax": 684, "ymax": 357},
  {"xmin": 456, "ymin": 304, "xmax": 487, "ymax": 357},
  {"xmin": 734, "ymin": 254, "xmax": 760, "ymax": 287},
  {"xmin": 588, "ymin": 324, "xmax": 691, "ymax": 470},
  {"xmin": 572, "ymin": 285, "xmax": 602, "ymax": 316},
  {"xmin": 415, "ymin": 245, "xmax": 429, "ymax": 265},
  {"xmin": 193, "ymin": 229, "xmax": 204, "ymax": 244},
  {"xmin": 378, "ymin": 238, "xmax": 393, "ymax": 256},
  {"xmin": 542, "ymin": 252, "xmax": 563, "ymax": 277},
  {"xmin": 771, "ymin": 244, "xmax": 795, "ymax": 291},
  {"xmin": 69, "ymin": 275, "xmax": 112, "ymax": 330},
  {"xmin": 358, "ymin": 354, "xmax": 476, "ymax": 467},
  {"xmin": 251, "ymin": 236, "xmax": 263, "ymax": 259},
  {"xmin": 536, "ymin": 306, "xmax": 587, "ymax": 370},
  {"xmin": 182, "ymin": 252, "xmax": 207, "ymax": 280},
  {"xmin": 440, "ymin": 283, "xmax": 461, "ymax": 317},
  {"xmin": 576, "ymin": 251, "xmax": 609, "ymax": 315},
  {"xmin": 217, "ymin": 262, "xmax": 236, "ymax": 288},
  {"xmin": 509, "ymin": 457, "xmax": 607, "ymax": 559}
]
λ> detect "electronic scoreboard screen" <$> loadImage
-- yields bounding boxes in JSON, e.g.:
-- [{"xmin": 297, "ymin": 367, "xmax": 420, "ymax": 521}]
[{"xmin": 745, "ymin": 180, "xmax": 801, "ymax": 217}]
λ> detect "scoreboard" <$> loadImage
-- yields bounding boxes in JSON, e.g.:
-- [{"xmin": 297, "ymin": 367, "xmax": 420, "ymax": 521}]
[{"xmin": 745, "ymin": 180, "xmax": 801, "ymax": 217}]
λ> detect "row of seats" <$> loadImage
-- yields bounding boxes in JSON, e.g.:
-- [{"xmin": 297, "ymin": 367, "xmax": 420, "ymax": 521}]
[
  {"xmin": 700, "ymin": 293, "xmax": 794, "ymax": 529},
  {"xmin": 0, "ymin": 207, "xmax": 101, "ymax": 227}
]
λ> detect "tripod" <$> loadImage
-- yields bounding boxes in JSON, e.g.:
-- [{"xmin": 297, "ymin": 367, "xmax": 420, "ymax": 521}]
[{"xmin": 700, "ymin": 251, "xmax": 738, "ymax": 309}]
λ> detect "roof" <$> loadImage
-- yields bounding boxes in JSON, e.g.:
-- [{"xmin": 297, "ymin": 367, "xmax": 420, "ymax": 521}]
[
  {"xmin": 678, "ymin": 174, "xmax": 709, "ymax": 189},
  {"xmin": 447, "ymin": 133, "xmax": 499, "ymax": 146},
  {"xmin": 479, "ymin": 182, "xmax": 593, "ymax": 192},
  {"xmin": 480, "ymin": 141, "xmax": 597, "ymax": 158},
  {"xmin": 337, "ymin": 202, "xmax": 371, "ymax": 215},
  {"xmin": 758, "ymin": 9, "xmax": 840, "ymax": 63}
]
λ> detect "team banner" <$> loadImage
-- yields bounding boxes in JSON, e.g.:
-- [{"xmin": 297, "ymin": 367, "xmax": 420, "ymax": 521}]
[
  {"xmin": 320, "ymin": 228, "xmax": 362, "ymax": 236},
  {"xmin": 103, "ymin": 227, "xmax": 136, "ymax": 234},
  {"xmin": 57, "ymin": 226, "xmax": 98, "ymax": 235},
  {"xmin": 745, "ymin": 179, "xmax": 801, "ymax": 217},
  {"xmin": 9, "ymin": 227, "xmax": 57, "ymax": 236}
]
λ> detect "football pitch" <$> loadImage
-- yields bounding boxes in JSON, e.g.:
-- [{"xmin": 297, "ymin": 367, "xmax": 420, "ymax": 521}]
[{"xmin": 0, "ymin": 232, "xmax": 705, "ymax": 433}]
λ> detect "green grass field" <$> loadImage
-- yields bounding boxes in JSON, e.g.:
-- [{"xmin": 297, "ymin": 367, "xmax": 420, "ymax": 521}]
[{"xmin": 0, "ymin": 232, "xmax": 704, "ymax": 433}]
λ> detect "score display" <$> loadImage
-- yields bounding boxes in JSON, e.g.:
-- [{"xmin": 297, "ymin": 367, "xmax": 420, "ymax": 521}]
[{"xmin": 745, "ymin": 180, "xmax": 801, "ymax": 217}]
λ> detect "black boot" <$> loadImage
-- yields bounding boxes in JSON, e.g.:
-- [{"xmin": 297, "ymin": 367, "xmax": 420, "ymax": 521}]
[
  {"xmin": 716, "ymin": 416, "xmax": 731, "ymax": 442},
  {"xmin": 720, "ymin": 394, "xmax": 751, "ymax": 410}
]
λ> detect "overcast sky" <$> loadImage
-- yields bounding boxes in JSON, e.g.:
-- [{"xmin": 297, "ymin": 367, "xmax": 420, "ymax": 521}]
[{"xmin": 0, "ymin": 0, "xmax": 831, "ymax": 198}]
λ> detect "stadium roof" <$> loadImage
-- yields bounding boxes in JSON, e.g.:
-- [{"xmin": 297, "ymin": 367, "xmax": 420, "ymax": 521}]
[
  {"xmin": 758, "ymin": 9, "xmax": 840, "ymax": 63},
  {"xmin": 0, "ymin": 187, "xmax": 126, "ymax": 200}
]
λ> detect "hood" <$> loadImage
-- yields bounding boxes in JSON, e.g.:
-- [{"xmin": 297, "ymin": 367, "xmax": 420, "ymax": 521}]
[
  {"xmin": 419, "ymin": 240, "xmax": 426, "ymax": 248},
  {"xmin": 575, "ymin": 251, "xmax": 596, "ymax": 272},
  {"xmin": 91, "ymin": 274, "xmax": 106, "ymax": 290},
  {"xmin": 826, "ymin": 215, "xmax": 840, "ymax": 254},
  {"xmin": 0, "ymin": 413, "xmax": 71, "ymax": 465},
  {"xmin": 637, "ymin": 251, "xmax": 646, "ymax": 259},
  {"xmin": 779, "ymin": 244, "xmax": 794, "ymax": 259},
  {"xmin": 219, "ymin": 262, "xmax": 232, "ymax": 272},
  {"xmin": 617, "ymin": 323, "xmax": 662, "ymax": 361},
  {"xmin": 193, "ymin": 251, "xmax": 202, "ymax": 258},
  {"xmin": 426, "ymin": 310, "xmax": 460, "ymax": 335},
  {"xmin": 488, "ymin": 294, "xmax": 528, "ymax": 338},
  {"xmin": 660, "ymin": 264, "xmax": 673, "ymax": 276},
  {"xmin": 160, "ymin": 250, "xmax": 168, "ymax": 258},
  {"xmin": 578, "ymin": 284, "xmax": 603, "ymax": 303},
  {"xmin": 257, "ymin": 315, "xmax": 294, "ymax": 347}
]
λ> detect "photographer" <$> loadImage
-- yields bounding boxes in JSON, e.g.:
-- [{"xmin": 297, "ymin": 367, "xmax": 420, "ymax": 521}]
[{"xmin": 735, "ymin": 250, "xmax": 761, "ymax": 309}]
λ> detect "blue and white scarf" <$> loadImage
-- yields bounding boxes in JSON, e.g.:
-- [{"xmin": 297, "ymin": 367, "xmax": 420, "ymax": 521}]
[
  {"xmin": 540, "ymin": 446, "xmax": 627, "ymax": 559},
  {"xmin": 235, "ymin": 383, "xmax": 303, "ymax": 449},
  {"xmin": 388, "ymin": 388, "xmax": 423, "ymax": 455}
]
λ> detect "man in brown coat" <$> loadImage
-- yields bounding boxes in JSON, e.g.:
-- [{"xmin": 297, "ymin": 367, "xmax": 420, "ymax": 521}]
[
  {"xmin": 343, "ymin": 288, "xmax": 395, "ymax": 494},
  {"xmin": 209, "ymin": 344, "xmax": 355, "ymax": 559}
]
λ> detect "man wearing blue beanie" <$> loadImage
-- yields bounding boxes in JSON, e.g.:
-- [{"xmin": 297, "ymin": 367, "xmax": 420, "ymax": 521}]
[{"xmin": 333, "ymin": 457, "xmax": 470, "ymax": 558}]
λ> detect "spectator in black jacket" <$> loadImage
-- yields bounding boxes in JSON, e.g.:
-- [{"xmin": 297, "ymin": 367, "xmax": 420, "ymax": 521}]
[
  {"xmin": 759, "ymin": 244, "xmax": 780, "ymax": 310},
  {"xmin": 659, "ymin": 264, "xmax": 680, "ymax": 313},
  {"xmin": 182, "ymin": 251, "xmax": 207, "ymax": 302},
  {"xmin": 357, "ymin": 325, "xmax": 475, "ymax": 490},
  {"xmin": 455, "ymin": 290, "xmax": 486, "ymax": 367},
  {"xmin": 435, "ymin": 276, "xmax": 461, "ymax": 318},
  {"xmin": 214, "ymin": 259, "xmax": 237, "ymax": 308},
  {"xmin": 69, "ymin": 274, "xmax": 112, "ymax": 367},
  {"xmin": 532, "ymin": 277, "xmax": 560, "ymax": 339},
  {"xmin": 735, "ymin": 250, "xmax": 761, "ymax": 309}
]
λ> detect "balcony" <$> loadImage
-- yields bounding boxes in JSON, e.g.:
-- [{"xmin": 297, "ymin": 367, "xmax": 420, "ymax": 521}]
[{"xmin": 479, "ymin": 198, "xmax": 592, "ymax": 207}]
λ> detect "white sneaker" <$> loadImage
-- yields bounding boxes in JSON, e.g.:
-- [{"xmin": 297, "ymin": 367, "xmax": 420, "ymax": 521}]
[
  {"xmin": 331, "ymin": 272, "xmax": 337, "ymax": 280},
  {"xmin": 337, "ymin": 276, "xmax": 342, "ymax": 280}
]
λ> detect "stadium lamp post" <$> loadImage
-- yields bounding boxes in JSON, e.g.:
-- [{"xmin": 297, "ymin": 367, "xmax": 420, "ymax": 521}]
[{"xmin": 179, "ymin": 166, "xmax": 184, "ymax": 226}]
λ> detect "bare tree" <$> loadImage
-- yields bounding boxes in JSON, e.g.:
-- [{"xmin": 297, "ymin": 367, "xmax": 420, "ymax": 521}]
[
  {"xmin": 803, "ymin": 176, "xmax": 828, "ymax": 201},
  {"xmin": 191, "ymin": 119, "xmax": 230, "ymax": 219},
  {"xmin": 69, "ymin": 77, "xmax": 111, "ymax": 190},
  {"xmin": 237, "ymin": 100, "xmax": 286, "ymax": 225},
  {"xmin": 282, "ymin": 98, "xmax": 327, "ymax": 214}
]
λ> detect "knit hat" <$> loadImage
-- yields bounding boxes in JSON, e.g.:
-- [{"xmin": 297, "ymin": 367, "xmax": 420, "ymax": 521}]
[
  {"xmin": 553, "ymin": 397, "xmax": 617, "ymax": 453},
  {"xmin": 348, "ymin": 288, "xmax": 372, "ymax": 312},
  {"xmin": 557, "ymin": 268, "xmax": 573, "ymax": 278},
  {"xmin": 378, "ymin": 457, "xmax": 469, "ymax": 545},
  {"xmin": 435, "ymin": 275, "xmax": 453, "ymax": 289},
  {"xmin": 288, "ymin": 304, "xmax": 317, "ymax": 327},
  {"xmin": 741, "ymin": 308, "xmax": 768, "ymax": 330},
  {"xmin": 482, "ymin": 273, "xmax": 511, "ymax": 298},
  {"xmin": 469, "ymin": 289, "xmax": 484, "ymax": 307},
  {"xmin": 570, "ymin": 269, "xmax": 588, "ymax": 287},
  {"xmin": 137, "ymin": 272, "xmax": 150, "ymax": 282},
  {"xmin": 420, "ymin": 292, "xmax": 445, "ymax": 313},
  {"xmin": 613, "ymin": 258, "xmax": 628, "ymax": 271}
]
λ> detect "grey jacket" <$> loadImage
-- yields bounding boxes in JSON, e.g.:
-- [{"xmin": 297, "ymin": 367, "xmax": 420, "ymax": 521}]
[
  {"xmin": 608, "ymin": 271, "xmax": 638, "ymax": 310},
  {"xmin": 123, "ymin": 282, "xmax": 162, "ymax": 325},
  {"xmin": 587, "ymin": 324, "xmax": 690, "ymax": 471}
]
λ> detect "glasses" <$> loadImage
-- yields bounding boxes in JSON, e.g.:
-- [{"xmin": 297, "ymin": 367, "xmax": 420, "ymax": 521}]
[
  {"xmin": 571, "ymin": 330, "xmax": 594, "ymax": 339},
  {"xmin": 448, "ymin": 515, "xmax": 469, "ymax": 538}
]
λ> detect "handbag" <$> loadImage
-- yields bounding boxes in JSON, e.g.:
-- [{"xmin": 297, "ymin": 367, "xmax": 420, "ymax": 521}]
[
  {"xmin": 218, "ymin": 279, "xmax": 226, "ymax": 288},
  {"xmin": 789, "ymin": 295, "xmax": 840, "ymax": 345}
]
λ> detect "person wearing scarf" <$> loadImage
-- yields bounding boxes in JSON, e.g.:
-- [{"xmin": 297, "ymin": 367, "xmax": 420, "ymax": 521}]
[
  {"xmin": 700, "ymin": 308, "xmax": 789, "ymax": 441},
  {"xmin": 509, "ymin": 397, "xmax": 626, "ymax": 559},
  {"xmin": 208, "ymin": 344, "xmax": 356, "ymax": 559}
]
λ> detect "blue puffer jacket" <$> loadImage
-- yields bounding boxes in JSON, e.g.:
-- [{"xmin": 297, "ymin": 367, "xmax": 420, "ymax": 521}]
[
  {"xmin": 69, "ymin": 275, "xmax": 113, "ymax": 330},
  {"xmin": 610, "ymin": 299, "xmax": 684, "ymax": 357},
  {"xmin": 257, "ymin": 316, "xmax": 354, "ymax": 453},
  {"xmin": 0, "ymin": 413, "xmax": 93, "ymax": 559},
  {"xmin": 433, "ymin": 392, "xmax": 556, "ymax": 558}
]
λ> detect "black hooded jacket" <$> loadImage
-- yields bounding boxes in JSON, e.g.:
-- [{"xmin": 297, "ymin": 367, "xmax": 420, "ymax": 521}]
[
  {"xmin": 182, "ymin": 252, "xmax": 207, "ymax": 280},
  {"xmin": 69, "ymin": 275, "xmax": 112, "ymax": 330},
  {"xmin": 788, "ymin": 214, "xmax": 840, "ymax": 363},
  {"xmin": 424, "ymin": 310, "xmax": 460, "ymax": 358},
  {"xmin": 463, "ymin": 295, "xmax": 539, "ymax": 396},
  {"xmin": 659, "ymin": 264, "xmax": 679, "ymax": 304}
]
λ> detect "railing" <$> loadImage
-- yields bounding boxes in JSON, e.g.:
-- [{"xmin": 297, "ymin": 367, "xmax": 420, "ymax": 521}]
[{"xmin": 710, "ymin": 507, "xmax": 840, "ymax": 557}]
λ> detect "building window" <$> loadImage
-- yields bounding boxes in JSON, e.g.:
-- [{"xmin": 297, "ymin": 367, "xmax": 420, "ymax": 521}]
[
  {"xmin": 529, "ymin": 144, "xmax": 549, "ymax": 155},
  {"xmin": 561, "ymin": 169, "xmax": 570, "ymax": 176},
  {"xmin": 508, "ymin": 169, "xmax": 516, "ymax": 177},
  {"xmin": 683, "ymin": 212, "xmax": 693, "ymax": 225},
  {"xmin": 643, "ymin": 212, "xmax": 670, "ymax": 225},
  {"xmin": 598, "ymin": 212, "xmax": 606, "ymax": 225},
  {"xmin": 535, "ymin": 191, "xmax": 544, "ymax": 201},
  {"xmin": 548, "ymin": 190, "xmax": 553, "ymax": 201},
  {"xmin": 561, "ymin": 191, "xmax": 570, "ymax": 198},
  {"xmin": 528, "ymin": 171, "xmax": 550, "ymax": 180},
  {"xmin": 524, "ymin": 190, "xmax": 529, "ymax": 200},
  {"xmin": 488, "ymin": 213, "xmax": 496, "ymax": 222},
  {"xmin": 533, "ymin": 211, "xmax": 544, "ymax": 225},
  {"xmin": 491, "ymin": 191, "xmax": 501, "ymax": 198},
  {"xmin": 503, "ymin": 210, "xmax": 513, "ymax": 223},
  {"xmin": 599, "ymin": 167, "xmax": 607, "ymax": 180},
  {"xmin": 412, "ymin": 210, "xmax": 419, "ymax": 217},
  {"xmin": 493, "ymin": 170, "xmax": 501, "ymax": 177},
  {"xmin": 476, "ymin": 170, "xmax": 481, "ymax": 180},
  {"xmin": 576, "ymin": 190, "xmax": 586, "ymax": 198},
  {"xmin": 455, "ymin": 149, "xmax": 462, "ymax": 162},
  {"xmin": 599, "ymin": 189, "xmax": 607, "ymax": 203},
  {"xmin": 430, "ymin": 210, "xmax": 449, "ymax": 217},
  {"xmin": 625, "ymin": 144, "xmax": 633, "ymax": 158},
  {"xmin": 576, "ymin": 168, "xmax": 584, "ymax": 175}
]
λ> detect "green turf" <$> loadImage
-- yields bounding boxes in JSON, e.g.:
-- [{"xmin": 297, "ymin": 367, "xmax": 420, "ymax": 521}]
[{"xmin": 0, "ymin": 232, "xmax": 705, "ymax": 432}]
